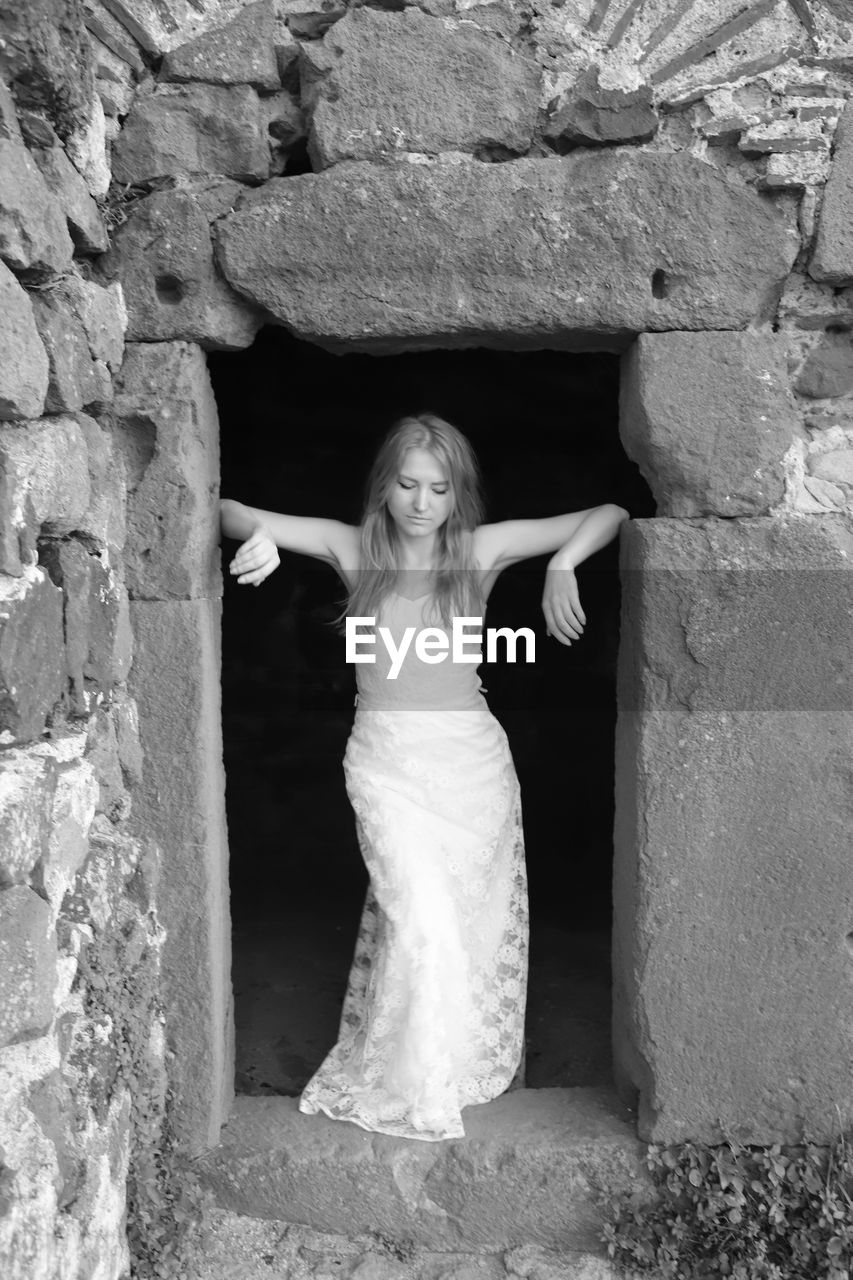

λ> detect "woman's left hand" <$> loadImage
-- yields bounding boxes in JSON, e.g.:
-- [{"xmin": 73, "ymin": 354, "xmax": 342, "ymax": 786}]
[{"xmin": 542, "ymin": 561, "xmax": 586, "ymax": 646}]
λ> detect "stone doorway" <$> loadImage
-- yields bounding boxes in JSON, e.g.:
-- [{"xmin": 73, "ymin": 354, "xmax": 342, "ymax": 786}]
[{"xmin": 208, "ymin": 330, "xmax": 655, "ymax": 1104}]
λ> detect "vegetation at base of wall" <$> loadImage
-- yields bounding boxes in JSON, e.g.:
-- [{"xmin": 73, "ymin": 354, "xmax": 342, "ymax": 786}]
[
  {"xmin": 601, "ymin": 1129, "xmax": 853, "ymax": 1280},
  {"xmin": 73, "ymin": 879, "xmax": 212, "ymax": 1280}
]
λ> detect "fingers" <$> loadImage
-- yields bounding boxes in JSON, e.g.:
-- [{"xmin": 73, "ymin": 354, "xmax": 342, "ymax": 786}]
[
  {"xmin": 229, "ymin": 533, "xmax": 279, "ymax": 586},
  {"xmin": 543, "ymin": 595, "xmax": 585, "ymax": 645}
]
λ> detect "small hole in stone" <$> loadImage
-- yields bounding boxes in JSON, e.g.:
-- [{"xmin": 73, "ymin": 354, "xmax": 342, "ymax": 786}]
[
  {"xmin": 155, "ymin": 273, "xmax": 186, "ymax": 304},
  {"xmin": 846, "ymin": 932, "xmax": 853, "ymax": 956},
  {"xmin": 826, "ymin": 323, "xmax": 850, "ymax": 335},
  {"xmin": 651, "ymin": 269, "xmax": 667, "ymax": 299}
]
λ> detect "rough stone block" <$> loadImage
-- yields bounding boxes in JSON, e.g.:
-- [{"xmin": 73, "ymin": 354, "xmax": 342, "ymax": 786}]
[
  {"xmin": 62, "ymin": 275, "xmax": 127, "ymax": 372},
  {"xmin": 95, "ymin": 0, "xmax": 251, "ymax": 54},
  {"xmin": 620, "ymin": 332, "xmax": 798, "ymax": 517},
  {"xmin": 810, "ymin": 99, "xmax": 853, "ymax": 285},
  {"xmin": 809, "ymin": 448, "xmax": 853, "ymax": 488},
  {"xmin": 0, "ymin": 0, "xmax": 95, "ymax": 143},
  {"xmin": 0, "ymin": 138, "xmax": 74, "ymax": 277},
  {"xmin": 36, "ymin": 755, "xmax": 98, "ymax": 913},
  {"xmin": 613, "ymin": 516, "xmax": 853, "ymax": 1144},
  {"xmin": 111, "ymin": 82, "xmax": 272, "ymax": 184},
  {"xmin": 284, "ymin": 0, "xmax": 346, "ymax": 38},
  {"xmin": 0, "ymin": 565, "xmax": 65, "ymax": 743},
  {"xmin": 98, "ymin": 184, "xmax": 260, "ymax": 350},
  {"xmin": 301, "ymin": 8, "xmax": 540, "ymax": 169},
  {"xmin": 71, "ymin": 411, "xmax": 127, "ymax": 556},
  {"xmin": 795, "ymin": 332, "xmax": 853, "ymax": 398},
  {"xmin": 129, "ymin": 597, "xmax": 233, "ymax": 1153},
  {"xmin": 161, "ymin": 0, "xmax": 280, "ymax": 90},
  {"xmin": 216, "ymin": 153, "xmax": 798, "ymax": 350},
  {"xmin": 0, "ymin": 414, "xmax": 91, "ymax": 536},
  {"xmin": 0, "ymin": 748, "xmax": 58, "ymax": 886},
  {"xmin": 113, "ymin": 342, "xmax": 222, "ymax": 600},
  {"xmin": 32, "ymin": 142, "xmax": 109, "ymax": 254},
  {"xmin": 40, "ymin": 539, "xmax": 121, "ymax": 713},
  {"xmin": 0, "ymin": 885, "xmax": 57, "ymax": 1046},
  {"xmin": 196, "ymin": 1088, "xmax": 646, "ymax": 1250},
  {"xmin": 544, "ymin": 67, "xmax": 658, "ymax": 150},
  {"xmin": 30, "ymin": 289, "xmax": 107, "ymax": 414},
  {"xmin": 0, "ymin": 260, "xmax": 49, "ymax": 420}
]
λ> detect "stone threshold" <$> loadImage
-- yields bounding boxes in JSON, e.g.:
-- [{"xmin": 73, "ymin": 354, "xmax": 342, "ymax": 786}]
[{"xmin": 192, "ymin": 1086, "xmax": 647, "ymax": 1255}]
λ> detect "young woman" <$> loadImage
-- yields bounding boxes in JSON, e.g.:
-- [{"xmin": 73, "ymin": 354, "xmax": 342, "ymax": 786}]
[{"xmin": 220, "ymin": 412, "xmax": 628, "ymax": 1142}]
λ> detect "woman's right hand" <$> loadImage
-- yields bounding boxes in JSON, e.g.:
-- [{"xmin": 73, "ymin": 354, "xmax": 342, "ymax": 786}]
[{"xmin": 228, "ymin": 526, "xmax": 281, "ymax": 586}]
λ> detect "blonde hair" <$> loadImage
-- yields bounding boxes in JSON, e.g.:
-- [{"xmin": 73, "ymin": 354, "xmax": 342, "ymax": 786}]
[{"xmin": 345, "ymin": 413, "xmax": 485, "ymax": 627}]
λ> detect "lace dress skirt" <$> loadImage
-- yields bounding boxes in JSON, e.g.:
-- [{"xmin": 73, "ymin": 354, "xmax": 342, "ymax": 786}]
[{"xmin": 298, "ymin": 698, "xmax": 529, "ymax": 1141}]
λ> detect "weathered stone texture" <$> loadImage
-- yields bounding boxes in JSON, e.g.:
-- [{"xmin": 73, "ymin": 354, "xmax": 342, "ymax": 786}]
[
  {"xmin": 0, "ymin": 750, "xmax": 58, "ymax": 886},
  {"xmin": 40, "ymin": 540, "xmax": 121, "ymax": 713},
  {"xmin": 99, "ymin": 185, "xmax": 260, "ymax": 350},
  {"xmin": 0, "ymin": 886, "xmax": 57, "ymax": 1047},
  {"xmin": 30, "ymin": 289, "xmax": 110, "ymax": 414},
  {"xmin": 0, "ymin": 567, "xmax": 65, "ymax": 742},
  {"xmin": 0, "ymin": 261, "xmax": 49, "ymax": 421},
  {"xmin": 216, "ymin": 153, "xmax": 798, "ymax": 349},
  {"xmin": 795, "ymin": 331, "xmax": 853, "ymax": 398},
  {"xmin": 31, "ymin": 142, "xmax": 109, "ymax": 254},
  {"xmin": 620, "ymin": 332, "xmax": 798, "ymax": 517},
  {"xmin": 113, "ymin": 342, "xmax": 222, "ymax": 600},
  {"xmin": 614, "ymin": 516, "xmax": 853, "ymax": 1144},
  {"xmin": 810, "ymin": 448, "xmax": 853, "ymax": 488},
  {"xmin": 197, "ymin": 1088, "xmax": 646, "ymax": 1251},
  {"xmin": 0, "ymin": 413, "xmax": 91, "ymax": 535},
  {"xmin": 0, "ymin": 0, "xmax": 95, "ymax": 140},
  {"xmin": 37, "ymin": 754, "xmax": 98, "ymax": 913},
  {"xmin": 111, "ymin": 82, "xmax": 273, "ymax": 184},
  {"xmin": 544, "ymin": 67, "xmax": 658, "ymax": 149},
  {"xmin": 810, "ymin": 98, "xmax": 853, "ymax": 285},
  {"xmin": 0, "ymin": 138, "xmax": 74, "ymax": 277},
  {"xmin": 161, "ymin": 0, "xmax": 280, "ymax": 90},
  {"xmin": 301, "ymin": 8, "xmax": 541, "ymax": 169},
  {"xmin": 129, "ymin": 596, "xmax": 233, "ymax": 1154}
]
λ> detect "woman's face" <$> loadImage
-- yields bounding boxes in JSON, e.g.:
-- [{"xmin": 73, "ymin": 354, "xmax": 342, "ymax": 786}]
[{"xmin": 385, "ymin": 447, "xmax": 453, "ymax": 538}]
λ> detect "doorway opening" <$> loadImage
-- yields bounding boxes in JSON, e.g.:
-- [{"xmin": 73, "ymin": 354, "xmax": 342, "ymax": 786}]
[{"xmin": 208, "ymin": 328, "xmax": 654, "ymax": 1101}]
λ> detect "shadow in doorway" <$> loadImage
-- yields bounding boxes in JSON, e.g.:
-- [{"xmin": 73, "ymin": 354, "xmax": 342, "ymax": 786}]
[{"xmin": 208, "ymin": 329, "xmax": 655, "ymax": 1099}]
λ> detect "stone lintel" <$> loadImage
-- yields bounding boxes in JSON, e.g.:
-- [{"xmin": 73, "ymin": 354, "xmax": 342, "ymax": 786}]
[{"xmin": 215, "ymin": 153, "xmax": 798, "ymax": 350}]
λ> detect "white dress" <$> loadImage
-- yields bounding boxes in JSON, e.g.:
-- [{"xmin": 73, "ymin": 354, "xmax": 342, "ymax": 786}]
[{"xmin": 298, "ymin": 592, "xmax": 529, "ymax": 1140}]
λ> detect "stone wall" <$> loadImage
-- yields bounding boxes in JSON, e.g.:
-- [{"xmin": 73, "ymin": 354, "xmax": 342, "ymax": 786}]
[{"xmin": 1, "ymin": 0, "xmax": 853, "ymax": 1275}]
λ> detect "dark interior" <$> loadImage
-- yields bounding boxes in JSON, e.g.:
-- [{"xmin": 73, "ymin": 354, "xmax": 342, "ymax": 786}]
[{"xmin": 208, "ymin": 328, "xmax": 655, "ymax": 1098}]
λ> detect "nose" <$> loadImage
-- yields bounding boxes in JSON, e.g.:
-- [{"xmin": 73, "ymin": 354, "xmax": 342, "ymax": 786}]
[{"xmin": 413, "ymin": 487, "xmax": 429, "ymax": 512}]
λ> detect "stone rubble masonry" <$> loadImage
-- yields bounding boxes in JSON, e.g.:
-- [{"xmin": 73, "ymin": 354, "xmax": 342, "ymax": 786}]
[
  {"xmin": 31, "ymin": 141, "xmax": 109, "ymax": 255},
  {"xmin": 0, "ymin": 750, "xmax": 58, "ymax": 887},
  {"xmin": 613, "ymin": 515, "xmax": 853, "ymax": 1145},
  {"xmin": 795, "ymin": 330, "xmax": 853, "ymax": 397},
  {"xmin": 0, "ymin": 886, "xmax": 58, "ymax": 1048},
  {"xmin": 0, "ymin": 260, "xmax": 49, "ymax": 421},
  {"xmin": 35, "ymin": 753, "xmax": 98, "ymax": 917},
  {"xmin": 129, "ymin": 596, "xmax": 233, "ymax": 1156},
  {"xmin": 0, "ymin": 0, "xmax": 95, "ymax": 140},
  {"xmin": 161, "ymin": 0, "xmax": 281, "ymax": 90},
  {"xmin": 111, "ymin": 81, "xmax": 275, "ymax": 184},
  {"xmin": 95, "ymin": 0, "xmax": 250, "ymax": 54},
  {"xmin": 0, "ymin": 137, "xmax": 74, "ymax": 277},
  {"xmin": 0, "ymin": 566, "xmax": 65, "ymax": 743},
  {"xmin": 113, "ymin": 341, "xmax": 222, "ymax": 600},
  {"xmin": 543, "ymin": 66, "xmax": 658, "ymax": 150},
  {"xmin": 0, "ymin": 414, "xmax": 91, "ymax": 537},
  {"xmin": 301, "ymin": 8, "xmax": 541, "ymax": 169},
  {"xmin": 98, "ymin": 183, "xmax": 261, "ymax": 350},
  {"xmin": 39, "ymin": 539, "xmax": 122, "ymax": 716},
  {"xmin": 216, "ymin": 152, "xmax": 799, "ymax": 349},
  {"xmin": 619, "ymin": 332, "xmax": 798, "ymax": 517},
  {"xmin": 810, "ymin": 98, "xmax": 853, "ymax": 285},
  {"xmin": 30, "ymin": 288, "xmax": 111, "ymax": 415}
]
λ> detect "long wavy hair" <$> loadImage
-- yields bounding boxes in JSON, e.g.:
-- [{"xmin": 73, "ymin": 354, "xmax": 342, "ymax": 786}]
[{"xmin": 344, "ymin": 413, "xmax": 486, "ymax": 627}]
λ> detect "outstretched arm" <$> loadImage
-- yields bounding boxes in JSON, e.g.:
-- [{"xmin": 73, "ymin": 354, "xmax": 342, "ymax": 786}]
[
  {"xmin": 220, "ymin": 498, "xmax": 360, "ymax": 587},
  {"xmin": 542, "ymin": 505, "xmax": 629, "ymax": 645}
]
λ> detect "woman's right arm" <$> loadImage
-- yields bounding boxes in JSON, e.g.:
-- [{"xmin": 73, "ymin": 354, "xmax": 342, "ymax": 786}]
[{"xmin": 220, "ymin": 498, "xmax": 360, "ymax": 587}]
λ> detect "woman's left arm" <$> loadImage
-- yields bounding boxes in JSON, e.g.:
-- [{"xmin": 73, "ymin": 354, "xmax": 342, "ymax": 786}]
[{"xmin": 542, "ymin": 504, "xmax": 629, "ymax": 646}]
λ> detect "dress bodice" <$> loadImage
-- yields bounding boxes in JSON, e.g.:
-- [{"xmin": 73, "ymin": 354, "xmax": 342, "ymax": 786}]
[{"xmin": 353, "ymin": 591, "xmax": 485, "ymax": 711}]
